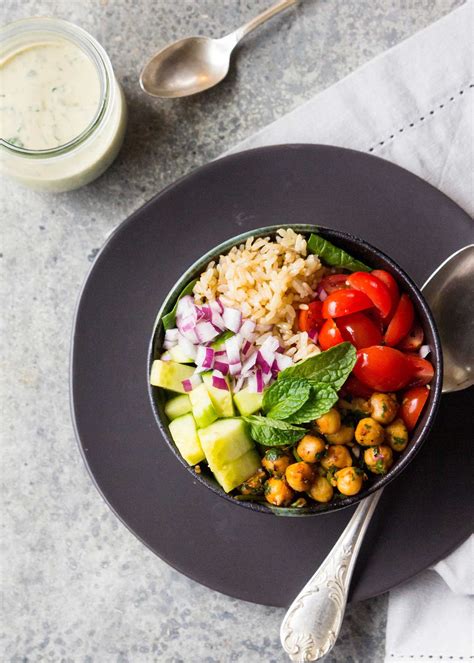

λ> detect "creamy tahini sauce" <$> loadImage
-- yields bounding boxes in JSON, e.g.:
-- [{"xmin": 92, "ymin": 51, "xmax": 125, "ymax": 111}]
[{"xmin": 0, "ymin": 40, "xmax": 101, "ymax": 150}]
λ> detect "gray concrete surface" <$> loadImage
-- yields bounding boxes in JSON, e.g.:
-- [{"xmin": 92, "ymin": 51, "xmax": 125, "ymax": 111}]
[{"xmin": 1, "ymin": 1, "xmax": 463, "ymax": 661}]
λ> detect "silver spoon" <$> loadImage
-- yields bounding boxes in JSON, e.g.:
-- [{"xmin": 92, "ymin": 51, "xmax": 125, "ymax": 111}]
[
  {"xmin": 280, "ymin": 244, "xmax": 474, "ymax": 662},
  {"xmin": 140, "ymin": 0, "xmax": 297, "ymax": 98}
]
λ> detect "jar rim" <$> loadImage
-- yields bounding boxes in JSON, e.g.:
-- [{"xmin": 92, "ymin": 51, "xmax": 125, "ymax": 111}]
[{"xmin": 0, "ymin": 17, "xmax": 114, "ymax": 158}]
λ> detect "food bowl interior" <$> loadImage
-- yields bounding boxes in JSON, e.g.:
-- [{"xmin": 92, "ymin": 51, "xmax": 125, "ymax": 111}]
[{"xmin": 148, "ymin": 225, "xmax": 442, "ymax": 516}]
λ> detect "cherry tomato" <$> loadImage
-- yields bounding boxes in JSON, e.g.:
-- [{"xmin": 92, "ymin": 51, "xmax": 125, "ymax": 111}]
[
  {"xmin": 298, "ymin": 301, "xmax": 324, "ymax": 333},
  {"xmin": 319, "ymin": 274, "xmax": 348, "ymax": 294},
  {"xmin": 400, "ymin": 386, "xmax": 430, "ymax": 430},
  {"xmin": 353, "ymin": 346, "xmax": 412, "ymax": 392},
  {"xmin": 371, "ymin": 269, "xmax": 400, "ymax": 319},
  {"xmin": 397, "ymin": 322, "xmax": 424, "ymax": 351},
  {"xmin": 404, "ymin": 354, "xmax": 434, "ymax": 387},
  {"xmin": 319, "ymin": 318, "xmax": 344, "ymax": 350},
  {"xmin": 337, "ymin": 312, "xmax": 383, "ymax": 350},
  {"xmin": 341, "ymin": 374, "xmax": 373, "ymax": 399},
  {"xmin": 384, "ymin": 294, "xmax": 415, "ymax": 346},
  {"xmin": 322, "ymin": 289, "xmax": 373, "ymax": 319},
  {"xmin": 346, "ymin": 271, "xmax": 393, "ymax": 319}
]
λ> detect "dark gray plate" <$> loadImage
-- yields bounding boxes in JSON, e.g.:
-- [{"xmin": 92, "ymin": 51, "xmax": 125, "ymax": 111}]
[{"xmin": 71, "ymin": 145, "xmax": 474, "ymax": 606}]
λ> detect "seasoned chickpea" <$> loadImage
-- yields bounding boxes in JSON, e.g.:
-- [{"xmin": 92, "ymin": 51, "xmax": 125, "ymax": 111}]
[
  {"xmin": 285, "ymin": 462, "xmax": 315, "ymax": 492},
  {"xmin": 315, "ymin": 408, "xmax": 341, "ymax": 435},
  {"xmin": 308, "ymin": 475, "xmax": 334, "ymax": 503},
  {"xmin": 264, "ymin": 477, "xmax": 294, "ymax": 506},
  {"xmin": 321, "ymin": 445, "xmax": 352, "ymax": 470},
  {"xmin": 325, "ymin": 425, "xmax": 355, "ymax": 446},
  {"xmin": 355, "ymin": 417, "xmax": 385, "ymax": 446},
  {"xmin": 339, "ymin": 397, "xmax": 371, "ymax": 416},
  {"xmin": 239, "ymin": 468, "xmax": 266, "ymax": 496},
  {"xmin": 385, "ymin": 418, "xmax": 409, "ymax": 452},
  {"xmin": 335, "ymin": 467, "xmax": 364, "ymax": 496},
  {"xmin": 296, "ymin": 434, "xmax": 326, "ymax": 462},
  {"xmin": 262, "ymin": 448, "xmax": 293, "ymax": 477},
  {"xmin": 364, "ymin": 445, "xmax": 394, "ymax": 474},
  {"xmin": 369, "ymin": 392, "xmax": 398, "ymax": 424}
]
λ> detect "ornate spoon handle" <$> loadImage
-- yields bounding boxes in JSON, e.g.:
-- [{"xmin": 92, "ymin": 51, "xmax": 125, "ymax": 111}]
[{"xmin": 280, "ymin": 490, "xmax": 382, "ymax": 662}]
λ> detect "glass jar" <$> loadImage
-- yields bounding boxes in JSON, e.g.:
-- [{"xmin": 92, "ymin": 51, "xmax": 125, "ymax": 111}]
[{"xmin": 0, "ymin": 18, "xmax": 127, "ymax": 192}]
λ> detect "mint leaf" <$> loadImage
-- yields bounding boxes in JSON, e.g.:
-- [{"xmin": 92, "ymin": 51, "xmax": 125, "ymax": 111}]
[
  {"xmin": 162, "ymin": 279, "xmax": 198, "ymax": 330},
  {"xmin": 278, "ymin": 342, "xmax": 357, "ymax": 391},
  {"xmin": 263, "ymin": 378, "xmax": 311, "ymax": 420},
  {"xmin": 243, "ymin": 415, "xmax": 306, "ymax": 447},
  {"xmin": 285, "ymin": 384, "xmax": 338, "ymax": 424},
  {"xmin": 307, "ymin": 233, "xmax": 370, "ymax": 272}
]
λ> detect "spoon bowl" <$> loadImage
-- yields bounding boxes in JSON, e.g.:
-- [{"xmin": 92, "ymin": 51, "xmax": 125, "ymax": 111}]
[{"xmin": 140, "ymin": 37, "xmax": 232, "ymax": 99}]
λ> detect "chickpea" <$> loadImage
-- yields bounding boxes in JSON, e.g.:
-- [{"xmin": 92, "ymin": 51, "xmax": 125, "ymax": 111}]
[
  {"xmin": 296, "ymin": 435, "xmax": 326, "ymax": 462},
  {"xmin": 321, "ymin": 445, "xmax": 353, "ymax": 470},
  {"xmin": 364, "ymin": 445, "xmax": 394, "ymax": 474},
  {"xmin": 339, "ymin": 397, "xmax": 371, "ymax": 416},
  {"xmin": 264, "ymin": 477, "xmax": 294, "ymax": 506},
  {"xmin": 369, "ymin": 392, "xmax": 398, "ymax": 424},
  {"xmin": 315, "ymin": 408, "xmax": 341, "ymax": 435},
  {"xmin": 285, "ymin": 462, "xmax": 315, "ymax": 492},
  {"xmin": 262, "ymin": 448, "xmax": 293, "ymax": 477},
  {"xmin": 335, "ymin": 467, "xmax": 364, "ymax": 496},
  {"xmin": 385, "ymin": 418, "xmax": 409, "ymax": 452},
  {"xmin": 239, "ymin": 468, "xmax": 266, "ymax": 496},
  {"xmin": 308, "ymin": 476, "xmax": 334, "ymax": 503},
  {"xmin": 355, "ymin": 417, "xmax": 385, "ymax": 446},
  {"xmin": 325, "ymin": 425, "xmax": 355, "ymax": 446}
]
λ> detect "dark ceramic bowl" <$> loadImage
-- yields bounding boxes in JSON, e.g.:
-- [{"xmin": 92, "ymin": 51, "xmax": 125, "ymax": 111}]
[{"xmin": 148, "ymin": 225, "xmax": 442, "ymax": 516}]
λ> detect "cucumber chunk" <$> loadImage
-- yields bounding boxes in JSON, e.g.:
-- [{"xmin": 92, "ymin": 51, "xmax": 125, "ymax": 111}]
[
  {"xmin": 202, "ymin": 372, "xmax": 235, "ymax": 418},
  {"xmin": 233, "ymin": 387, "xmax": 264, "ymax": 416},
  {"xmin": 189, "ymin": 383, "xmax": 219, "ymax": 428},
  {"xmin": 150, "ymin": 360, "xmax": 195, "ymax": 394},
  {"xmin": 168, "ymin": 414, "xmax": 205, "ymax": 465},
  {"xmin": 164, "ymin": 394, "xmax": 192, "ymax": 420}
]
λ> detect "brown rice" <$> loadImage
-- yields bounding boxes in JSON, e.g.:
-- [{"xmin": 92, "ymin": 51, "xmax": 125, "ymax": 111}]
[{"xmin": 193, "ymin": 228, "xmax": 326, "ymax": 361}]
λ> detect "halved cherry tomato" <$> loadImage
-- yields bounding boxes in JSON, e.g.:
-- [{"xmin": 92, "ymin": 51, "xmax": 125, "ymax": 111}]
[
  {"xmin": 400, "ymin": 386, "xmax": 430, "ymax": 430},
  {"xmin": 322, "ymin": 289, "xmax": 373, "ymax": 319},
  {"xmin": 353, "ymin": 346, "xmax": 412, "ymax": 392},
  {"xmin": 371, "ymin": 270, "xmax": 400, "ymax": 318},
  {"xmin": 397, "ymin": 322, "xmax": 424, "ymax": 351},
  {"xmin": 319, "ymin": 274, "xmax": 348, "ymax": 294},
  {"xmin": 319, "ymin": 318, "xmax": 344, "ymax": 350},
  {"xmin": 404, "ymin": 354, "xmax": 434, "ymax": 387},
  {"xmin": 346, "ymin": 271, "xmax": 393, "ymax": 319},
  {"xmin": 384, "ymin": 294, "xmax": 415, "ymax": 346},
  {"xmin": 298, "ymin": 301, "xmax": 324, "ymax": 333},
  {"xmin": 337, "ymin": 312, "xmax": 383, "ymax": 350},
  {"xmin": 341, "ymin": 374, "xmax": 373, "ymax": 399}
]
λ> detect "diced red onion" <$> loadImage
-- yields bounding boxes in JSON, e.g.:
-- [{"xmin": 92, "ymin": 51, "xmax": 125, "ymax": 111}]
[
  {"xmin": 255, "ymin": 369, "xmax": 264, "ymax": 393},
  {"xmin": 182, "ymin": 374, "xmax": 202, "ymax": 392},
  {"xmin": 211, "ymin": 370, "xmax": 229, "ymax": 391},
  {"xmin": 260, "ymin": 336, "xmax": 280, "ymax": 354},
  {"xmin": 163, "ymin": 339, "xmax": 177, "ymax": 350},
  {"xmin": 419, "ymin": 345, "xmax": 431, "ymax": 359},
  {"xmin": 179, "ymin": 326, "xmax": 199, "ymax": 344},
  {"xmin": 247, "ymin": 373, "xmax": 257, "ymax": 393},
  {"xmin": 242, "ymin": 340, "xmax": 253, "ymax": 356},
  {"xmin": 213, "ymin": 298, "xmax": 224, "ymax": 314},
  {"xmin": 256, "ymin": 350, "xmax": 271, "ymax": 374},
  {"xmin": 196, "ymin": 345, "xmax": 215, "ymax": 369},
  {"xmin": 195, "ymin": 320, "xmax": 220, "ymax": 343},
  {"xmin": 275, "ymin": 353, "xmax": 293, "ymax": 371},
  {"xmin": 176, "ymin": 295, "xmax": 197, "ymax": 320},
  {"xmin": 308, "ymin": 328, "xmax": 319, "ymax": 343},
  {"xmin": 241, "ymin": 351, "xmax": 258, "ymax": 374},
  {"xmin": 160, "ymin": 351, "xmax": 172, "ymax": 361},
  {"xmin": 240, "ymin": 319, "xmax": 256, "ymax": 340},
  {"xmin": 200, "ymin": 305, "xmax": 212, "ymax": 321},
  {"xmin": 178, "ymin": 334, "xmax": 198, "ymax": 359},
  {"xmin": 214, "ymin": 360, "xmax": 230, "ymax": 375},
  {"xmin": 214, "ymin": 349, "xmax": 227, "ymax": 357},
  {"xmin": 164, "ymin": 328, "xmax": 180, "ymax": 343},
  {"xmin": 223, "ymin": 307, "xmax": 242, "ymax": 333},
  {"xmin": 225, "ymin": 336, "xmax": 241, "ymax": 364},
  {"xmin": 233, "ymin": 375, "xmax": 245, "ymax": 393},
  {"xmin": 263, "ymin": 370, "xmax": 273, "ymax": 385},
  {"xmin": 229, "ymin": 362, "xmax": 242, "ymax": 376}
]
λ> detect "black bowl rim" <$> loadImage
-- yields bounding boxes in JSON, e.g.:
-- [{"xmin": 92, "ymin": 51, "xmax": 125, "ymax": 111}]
[{"xmin": 147, "ymin": 224, "xmax": 443, "ymax": 516}]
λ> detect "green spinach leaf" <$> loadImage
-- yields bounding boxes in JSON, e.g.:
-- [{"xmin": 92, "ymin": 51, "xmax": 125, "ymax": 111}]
[
  {"xmin": 278, "ymin": 342, "xmax": 357, "ymax": 391},
  {"xmin": 263, "ymin": 378, "xmax": 311, "ymax": 419},
  {"xmin": 162, "ymin": 279, "xmax": 198, "ymax": 330},
  {"xmin": 307, "ymin": 233, "xmax": 370, "ymax": 272},
  {"xmin": 243, "ymin": 415, "xmax": 306, "ymax": 446},
  {"xmin": 285, "ymin": 384, "xmax": 338, "ymax": 424}
]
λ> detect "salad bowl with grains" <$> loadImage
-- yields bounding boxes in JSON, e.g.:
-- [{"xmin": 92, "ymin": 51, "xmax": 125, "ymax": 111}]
[{"xmin": 148, "ymin": 225, "xmax": 442, "ymax": 515}]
